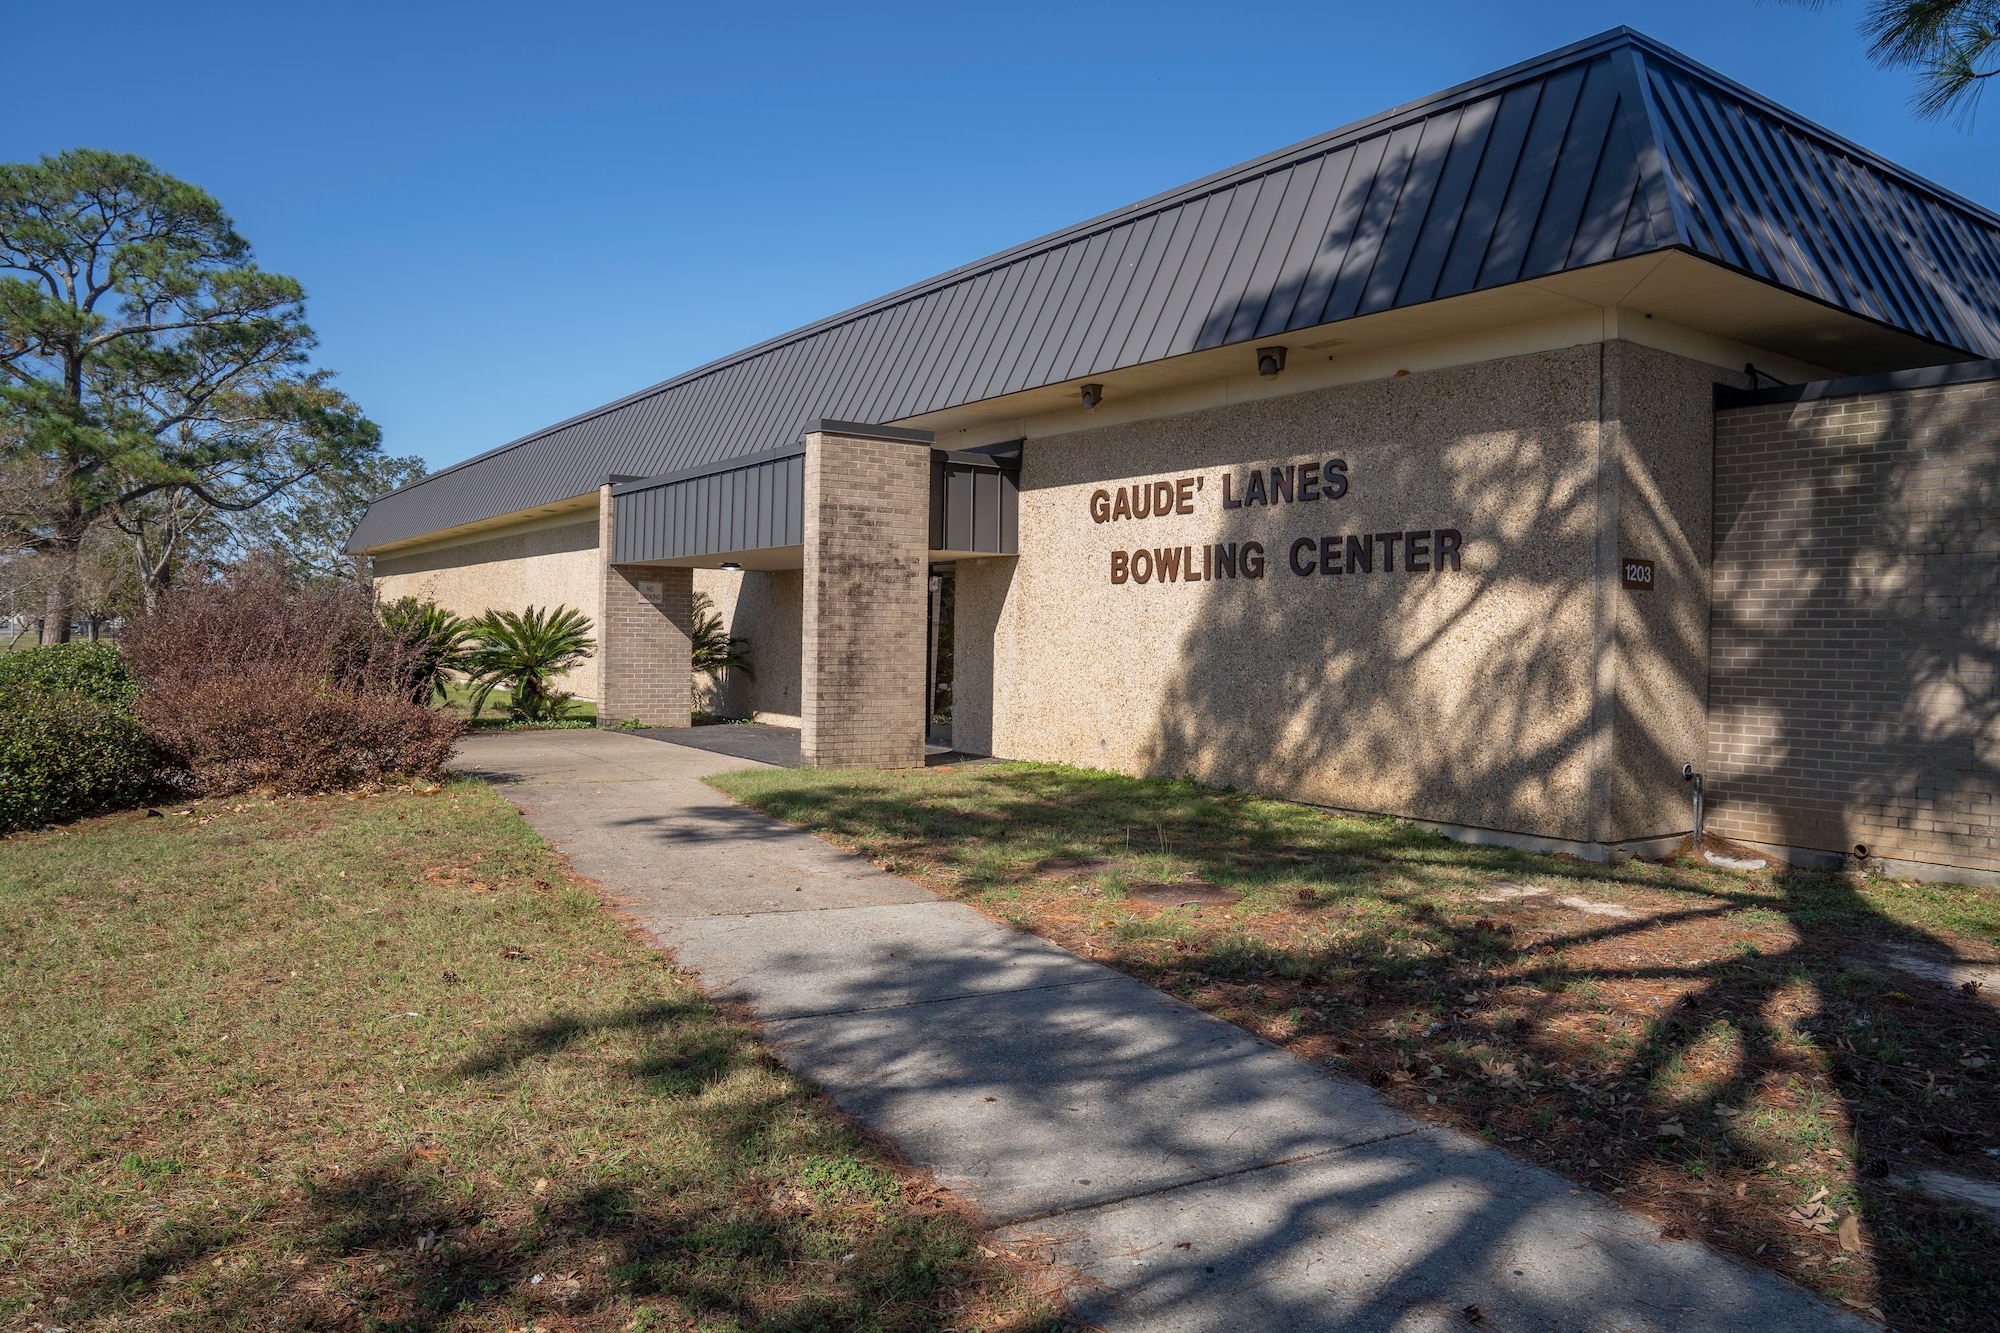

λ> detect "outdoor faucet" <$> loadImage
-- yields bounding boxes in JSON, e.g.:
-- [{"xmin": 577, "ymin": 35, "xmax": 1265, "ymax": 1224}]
[{"xmin": 1682, "ymin": 764, "xmax": 1704, "ymax": 847}]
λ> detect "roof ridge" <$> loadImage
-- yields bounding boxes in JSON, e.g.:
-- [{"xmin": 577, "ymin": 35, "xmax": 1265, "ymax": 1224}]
[
  {"xmin": 394, "ymin": 28, "xmax": 1664, "ymax": 495},
  {"xmin": 367, "ymin": 28, "xmax": 2000, "ymax": 528}
]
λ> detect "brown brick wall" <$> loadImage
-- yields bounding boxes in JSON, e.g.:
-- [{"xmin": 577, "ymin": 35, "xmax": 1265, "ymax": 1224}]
[
  {"xmin": 596, "ymin": 485, "xmax": 694, "ymax": 728},
  {"xmin": 1708, "ymin": 378, "xmax": 2000, "ymax": 877},
  {"xmin": 800, "ymin": 429, "xmax": 929, "ymax": 768}
]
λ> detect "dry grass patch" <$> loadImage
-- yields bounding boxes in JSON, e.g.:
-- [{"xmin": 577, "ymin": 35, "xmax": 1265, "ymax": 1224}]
[{"xmin": 0, "ymin": 779, "xmax": 1060, "ymax": 1331}]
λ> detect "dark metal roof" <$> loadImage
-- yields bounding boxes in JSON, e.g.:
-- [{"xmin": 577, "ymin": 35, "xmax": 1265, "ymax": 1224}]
[
  {"xmin": 352, "ymin": 27, "xmax": 2000, "ymax": 553},
  {"xmin": 610, "ymin": 447, "xmax": 805, "ymax": 564}
]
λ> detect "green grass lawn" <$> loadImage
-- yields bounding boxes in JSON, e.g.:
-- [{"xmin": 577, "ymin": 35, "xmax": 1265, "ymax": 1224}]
[
  {"xmin": 0, "ymin": 781, "xmax": 1055, "ymax": 1331},
  {"xmin": 709, "ymin": 761, "xmax": 2000, "ymax": 1331},
  {"xmin": 438, "ymin": 680, "xmax": 599, "ymax": 728}
]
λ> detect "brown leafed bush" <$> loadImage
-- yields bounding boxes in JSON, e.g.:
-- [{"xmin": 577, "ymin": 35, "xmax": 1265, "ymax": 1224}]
[
  {"xmin": 122, "ymin": 563, "xmax": 463, "ymax": 794},
  {"xmin": 135, "ymin": 676, "xmax": 460, "ymax": 794}
]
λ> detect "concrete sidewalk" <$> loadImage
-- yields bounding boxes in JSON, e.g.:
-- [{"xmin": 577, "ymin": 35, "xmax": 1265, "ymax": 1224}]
[{"xmin": 459, "ymin": 728, "xmax": 1865, "ymax": 1332}]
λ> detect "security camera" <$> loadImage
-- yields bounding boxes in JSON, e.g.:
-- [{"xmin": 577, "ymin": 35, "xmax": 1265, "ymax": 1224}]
[
  {"xmin": 1080, "ymin": 383, "xmax": 1104, "ymax": 410},
  {"xmin": 1256, "ymin": 346, "xmax": 1287, "ymax": 378}
]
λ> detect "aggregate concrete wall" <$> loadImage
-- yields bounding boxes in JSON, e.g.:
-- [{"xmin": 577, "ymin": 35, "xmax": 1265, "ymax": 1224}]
[
  {"xmin": 801, "ymin": 429, "xmax": 929, "ymax": 768},
  {"xmin": 953, "ymin": 557, "xmax": 1016, "ymax": 758},
  {"xmin": 1709, "ymin": 376, "xmax": 2000, "ymax": 882},
  {"xmin": 1603, "ymin": 340, "xmax": 1739, "ymax": 840},
  {"xmin": 371, "ymin": 516, "xmax": 603, "ymax": 700},
  {"xmin": 693, "ymin": 567, "xmax": 804, "ymax": 725},
  {"xmin": 978, "ymin": 342, "xmax": 1724, "ymax": 848}
]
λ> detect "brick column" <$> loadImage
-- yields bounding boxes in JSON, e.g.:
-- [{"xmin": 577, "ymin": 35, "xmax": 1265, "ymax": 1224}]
[
  {"xmin": 801, "ymin": 422, "xmax": 932, "ymax": 768},
  {"xmin": 596, "ymin": 484, "xmax": 694, "ymax": 728}
]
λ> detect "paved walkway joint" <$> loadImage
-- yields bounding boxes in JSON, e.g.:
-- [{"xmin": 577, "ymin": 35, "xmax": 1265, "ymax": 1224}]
[{"xmin": 459, "ymin": 729, "xmax": 1867, "ymax": 1332}]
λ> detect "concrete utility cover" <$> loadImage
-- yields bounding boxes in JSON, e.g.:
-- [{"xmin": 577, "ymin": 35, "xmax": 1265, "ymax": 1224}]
[
  {"xmin": 1905, "ymin": 1170, "xmax": 2000, "ymax": 1221},
  {"xmin": 460, "ymin": 728, "xmax": 1868, "ymax": 1333},
  {"xmin": 1037, "ymin": 855, "xmax": 1115, "ymax": 875},
  {"xmin": 1128, "ymin": 881, "xmax": 1239, "ymax": 907}
]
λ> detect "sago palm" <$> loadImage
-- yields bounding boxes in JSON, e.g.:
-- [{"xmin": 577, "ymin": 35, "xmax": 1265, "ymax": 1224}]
[
  {"xmin": 378, "ymin": 597, "xmax": 475, "ymax": 705},
  {"xmin": 690, "ymin": 591, "xmax": 755, "ymax": 680},
  {"xmin": 465, "ymin": 605, "xmax": 596, "ymax": 722}
]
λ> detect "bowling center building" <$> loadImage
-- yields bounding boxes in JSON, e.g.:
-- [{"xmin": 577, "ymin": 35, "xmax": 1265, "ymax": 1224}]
[{"xmin": 349, "ymin": 30, "xmax": 2000, "ymax": 887}]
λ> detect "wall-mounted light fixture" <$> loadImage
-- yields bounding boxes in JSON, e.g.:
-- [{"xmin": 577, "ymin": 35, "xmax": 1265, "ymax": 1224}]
[
  {"xmin": 719, "ymin": 561, "xmax": 743, "ymax": 571},
  {"xmin": 1256, "ymin": 346, "xmax": 1287, "ymax": 378},
  {"xmin": 1080, "ymin": 383, "xmax": 1104, "ymax": 411}
]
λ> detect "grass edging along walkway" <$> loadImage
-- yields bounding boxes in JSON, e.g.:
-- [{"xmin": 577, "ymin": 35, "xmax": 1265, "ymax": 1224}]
[
  {"xmin": 707, "ymin": 761, "xmax": 2000, "ymax": 1331},
  {"xmin": 0, "ymin": 780, "xmax": 1059, "ymax": 1331}
]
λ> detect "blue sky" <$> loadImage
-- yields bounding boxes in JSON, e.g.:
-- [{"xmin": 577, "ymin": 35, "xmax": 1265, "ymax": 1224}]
[{"xmin": 5, "ymin": 1, "xmax": 1991, "ymax": 473}]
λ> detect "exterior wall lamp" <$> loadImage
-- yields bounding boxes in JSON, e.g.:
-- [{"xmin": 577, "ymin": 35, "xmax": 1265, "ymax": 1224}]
[
  {"xmin": 1257, "ymin": 346, "xmax": 1287, "ymax": 378},
  {"xmin": 1080, "ymin": 383, "xmax": 1104, "ymax": 411}
]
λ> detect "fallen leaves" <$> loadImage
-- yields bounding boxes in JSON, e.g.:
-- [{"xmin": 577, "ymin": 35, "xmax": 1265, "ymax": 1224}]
[{"xmin": 1785, "ymin": 1188, "xmax": 1839, "ymax": 1232}]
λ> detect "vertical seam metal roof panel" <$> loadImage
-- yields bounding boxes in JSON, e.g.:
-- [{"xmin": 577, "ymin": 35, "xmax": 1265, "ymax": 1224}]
[
  {"xmin": 1230, "ymin": 157, "xmax": 1329, "ymax": 344},
  {"xmin": 1432, "ymin": 82, "xmax": 1544, "ymax": 299},
  {"xmin": 1073, "ymin": 212, "xmax": 1164, "ymax": 381},
  {"xmin": 929, "ymin": 267, "xmax": 1011, "ymax": 415},
  {"xmin": 1205, "ymin": 166, "xmax": 1301, "ymax": 348},
  {"xmin": 1139, "ymin": 188, "xmax": 1237, "ymax": 364},
  {"xmin": 1293, "ymin": 134, "xmax": 1396, "ymax": 327},
  {"xmin": 1522, "ymin": 56, "xmax": 1624, "ymax": 279},
  {"xmin": 1117, "ymin": 196, "xmax": 1211, "ymax": 367},
  {"xmin": 946, "ymin": 257, "xmax": 1033, "ymax": 404},
  {"xmin": 960, "ymin": 252, "xmax": 1048, "ymax": 403},
  {"xmin": 1395, "ymin": 98, "xmax": 1500, "ymax": 307},
  {"xmin": 1477, "ymin": 62, "xmax": 1589, "ymax": 290},
  {"xmin": 351, "ymin": 27, "xmax": 2000, "ymax": 553},
  {"xmin": 1324, "ymin": 123, "xmax": 1427, "ymax": 326},
  {"xmin": 1258, "ymin": 148, "xmax": 1356, "ymax": 336},
  {"xmin": 1044, "ymin": 225, "xmax": 1131, "ymax": 384},
  {"xmin": 1360, "ymin": 110, "xmax": 1463, "ymax": 315}
]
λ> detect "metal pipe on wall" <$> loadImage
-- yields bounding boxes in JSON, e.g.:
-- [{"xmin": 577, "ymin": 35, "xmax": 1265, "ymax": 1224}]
[{"xmin": 1682, "ymin": 764, "xmax": 1705, "ymax": 846}]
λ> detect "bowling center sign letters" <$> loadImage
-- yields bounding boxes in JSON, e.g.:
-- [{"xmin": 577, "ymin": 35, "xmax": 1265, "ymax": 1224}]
[{"xmin": 1091, "ymin": 459, "xmax": 1464, "ymax": 587}]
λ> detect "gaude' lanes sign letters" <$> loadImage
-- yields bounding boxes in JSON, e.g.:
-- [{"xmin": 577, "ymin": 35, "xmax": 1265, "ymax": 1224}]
[{"xmin": 1091, "ymin": 460, "xmax": 1464, "ymax": 586}]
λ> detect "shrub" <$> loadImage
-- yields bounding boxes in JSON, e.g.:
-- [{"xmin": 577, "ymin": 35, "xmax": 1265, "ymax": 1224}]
[
  {"xmin": 0, "ymin": 641, "xmax": 139, "ymax": 707},
  {"xmin": 135, "ymin": 676, "xmax": 460, "ymax": 794},
  {"xmin": 123, "ymin": 565, "xmax": 393, "ymax": 696},
  {"xmin": 378, "ymin": 598, "xmax": 475, "ymax": 704},
  {"xmin": 464, "ymin": 605, "xmax": 594, "ymax": 722},
  {"xmin": 122, "ymin": 566, "xmax": 463, "ymax": 794},
  {"xmin": 0, "ymin": 686, "xmax": 155, "ymax": 832}
]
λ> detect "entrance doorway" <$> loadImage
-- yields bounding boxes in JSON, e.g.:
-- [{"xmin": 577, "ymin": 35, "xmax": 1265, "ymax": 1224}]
[{"xmin": 927, "ymin": 563, "xmax": 954, "ymax": 747}]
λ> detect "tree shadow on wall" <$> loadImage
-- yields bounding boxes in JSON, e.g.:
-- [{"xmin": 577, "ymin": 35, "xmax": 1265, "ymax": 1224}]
[
  {"xmin": 1132, "ymin": 370, "xmax": 1630, "ymax": 844},
  {"xmin": 1707, "ymin": 383, "xmax": 2000, "ymax": 879},
  {"xmin": 1123, "ymin": 381, "xmax": 2000, "ymax": 1325}
]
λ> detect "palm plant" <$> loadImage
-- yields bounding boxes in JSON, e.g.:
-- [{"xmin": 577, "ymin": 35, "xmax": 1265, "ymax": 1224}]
[
  {"xmin": 378, "ymin": 597, "xmax": 475, "ymax": 705},
  {"xmin": 464, "ymin": 605, "xmax": 596, "ymax": 722},
  {"xmin": 690, "ymin": 591, "xmax": 754, "ymax": 680}
]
